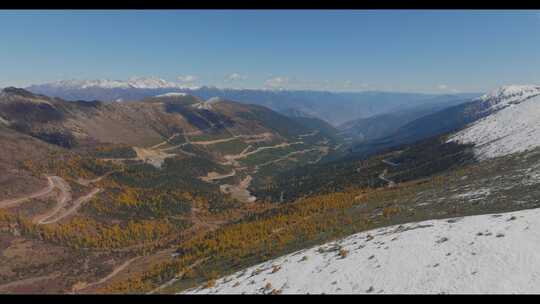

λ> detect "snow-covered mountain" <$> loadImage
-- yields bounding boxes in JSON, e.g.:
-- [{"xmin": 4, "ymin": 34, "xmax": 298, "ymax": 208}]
[
  {"xmin": 184, "ymin": 208, "xmax": 540, "ymax": 294},
  {"xmin": 351, "ymin": 85, "xmax": 540, "ymax": 158},
  {"xmin": 476, "ymin": 85, "xmax": 540, "ymax": 113},
  {"xmin": 449, "ymin": 85, "xmax": 540, "ymax": 160},
  {"xmin": 38, "ymin": 77, "xmax": 199, "ymax": 90}
]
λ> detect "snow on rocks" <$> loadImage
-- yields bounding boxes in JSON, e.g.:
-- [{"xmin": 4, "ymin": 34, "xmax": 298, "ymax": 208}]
[
  {"xmin": 192, "ymin": 97, "xmax": 223, "ymax": 110},
  {"xmin": 183, "ymin": 207, "xmax": 540, "ymax": 294},
  {"xmin": 477, "ymin": 85, "xmax": 540, "ymax": 113},
  {"xmin": 449, "ymin": 89, "xmax": 540, "ymax": 160},
  {"xmin": 452, "ymin": 188, "xmax": 491, "ymax": 201}
]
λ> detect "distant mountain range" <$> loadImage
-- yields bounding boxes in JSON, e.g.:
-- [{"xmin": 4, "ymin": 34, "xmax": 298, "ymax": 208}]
[
  {"xmin": 337, "ymin": 97, "xmax": 472, "ymax": 143},
  {"xmin": 25, "ymin": 77, "xmax": 480, "ymax": 125},
  {"xmin": 350, "ymin": 85, "xmax": 540, "ymax": 157}
]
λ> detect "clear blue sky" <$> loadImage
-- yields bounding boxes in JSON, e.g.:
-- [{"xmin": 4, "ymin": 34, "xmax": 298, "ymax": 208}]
[{"xmin": 1, "ymin": 10, "xmax": 539, "ymax": 93}]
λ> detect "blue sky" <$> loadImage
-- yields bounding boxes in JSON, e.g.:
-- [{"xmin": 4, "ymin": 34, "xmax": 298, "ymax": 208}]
[{"xmin": 0, "ymin": 10, "xmax": 539, "ymax": 93}]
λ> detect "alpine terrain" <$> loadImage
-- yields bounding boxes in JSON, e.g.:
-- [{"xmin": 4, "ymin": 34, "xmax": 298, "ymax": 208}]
[{"xmin": 179, "ymin": 84, "xmax": 540, "ymax": 294}]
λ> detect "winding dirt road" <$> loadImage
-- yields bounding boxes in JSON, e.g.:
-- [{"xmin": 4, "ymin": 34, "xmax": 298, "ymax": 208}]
[
  {"xmin": 378, "ymin": 159, "xmax": 398, "ymax": 187},
  {"xmin": 38, "ymin": 187, "xmax": 102, "ymax": 225},
  {"xmin": 33, "ymin": 177, "xmax": 72, "ymax": 225},
  {"xmin": 1, "ymin": 174, "xmax": 105, "ymax": 225},
  {"xmin": 0, "ymin": 176, "xmax": 55, "ymax": 209},
  {"xmin": 71, "ymin": 257, "xmax": 140, "ymax": 293}
]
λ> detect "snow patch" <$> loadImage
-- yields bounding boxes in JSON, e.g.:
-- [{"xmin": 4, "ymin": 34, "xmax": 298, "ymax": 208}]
[
  {"xmin": 452, "ymin": 188, "xmax": 491, "ymax": 201},
  {"xmin": 184, "ymin": 207, "xmax": 540, "ymax": 294},
  {"xmin": 156, "ymin": 92, "xmax": 188, "ymax": 98},
  {"xmin": 192, "ymin": 97, "xmax": 222, "ymax": 110},
  {"xmin": 0, "ymin": 115, "xmax": 10, "ymax": 126}
]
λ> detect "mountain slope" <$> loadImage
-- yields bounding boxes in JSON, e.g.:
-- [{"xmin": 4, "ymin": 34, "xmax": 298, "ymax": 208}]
[
  {"xmin": 448, "ymin": 86, "xmax": 540, "ymax": 160},
  {"xmin": 0, "ymin": 87, "xmax": 340, "ymax": 202},
  {"xmin": 338, "ymin": 97, "xmax": 470, "ymax": 143},
  {"xmin": 117, "ymin": 84, "xmax": 540, "ymax": 294},
  {"xmin": 1, "ymin": 87, "xmax": 330, "ymax": 148},
  {"xmin": 259, "ymin": 85, "xmax": 540, "ymax": 203},
  {"xmin": 351, "ymin": 85, "xmax": 540, "ymax": 157},
  {"xmin": 185, "ymin": 208, "xmax": 540, "ymax": 294},
  {"xmin": 0, "ymin": 87, "xmax": 344, "ymax": 293}
]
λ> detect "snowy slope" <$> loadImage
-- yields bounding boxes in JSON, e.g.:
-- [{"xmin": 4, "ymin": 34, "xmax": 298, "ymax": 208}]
[
  {"xmin": 184, "ymin": 208, "xmax": 540, "ymax": 294},
  {"xmin": 449, "ymin": 85, "xmax": 540, "ymax": 160},
  {"xmin": 476, "ymin": 85, "xmax": 540, "ymax": 112}
]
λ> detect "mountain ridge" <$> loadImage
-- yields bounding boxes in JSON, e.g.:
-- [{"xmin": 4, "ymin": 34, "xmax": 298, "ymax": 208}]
[{"xmin": 25, "ymin": 79, "xmax": 480, "ymax": 125}]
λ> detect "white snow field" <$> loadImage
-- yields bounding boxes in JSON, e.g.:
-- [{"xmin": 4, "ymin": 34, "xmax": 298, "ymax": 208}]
[
  {"xmin": 183, "ymin": 207, "xmax": 540, "ymax": 294},
  {"xmin": 449, "ymin": 85, "xmax": 540, "ymax": 160}
]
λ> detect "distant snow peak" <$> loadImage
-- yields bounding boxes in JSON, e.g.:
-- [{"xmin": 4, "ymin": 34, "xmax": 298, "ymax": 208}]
[
  {"xmin": 480, "ymin": 85, "xmax": 540, "ymax": 101},
  {"xmin": 478, "ymin": 85, "xmax": 540, "ymax": 112},
  {"xmin": 450, "ymin": 90, "xmax": 540, "ymax": 160},
  {"xmin": 39, "ymin": 77, "xmax": 200, "ymax": 90}
]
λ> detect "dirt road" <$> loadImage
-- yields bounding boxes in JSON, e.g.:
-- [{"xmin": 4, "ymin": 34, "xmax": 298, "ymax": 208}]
[
  {"xmin": 71, "ymin": 257, "xmax": 140, "ymax": 293},
  {"xmin": 38, "ymin": 187, "xmax": 102, "ymax": 225},
  {"xmin": 76, "ymin": 170, "xmax": 121, "ymax": 186},
  {"xmin": 200, "ymin": 169, "xmax": 237, "ymax": 182},
  {"xmin": 297, "ymin": 130, "xmax": 319, "ymax": 138},
  {"xmin": 378, "ymin": 169, "xmax": 396, "ymax": 187},
  {"xmin": 0, "ymin": 176, "xmax": 55, "ymax": 209},
  {"xmin": 189, "ymin": 137, "xmax": 238, "ymax": 146},
  {"xmin": 223, "ymin": 141, "xmax": 304, "ymax": 163},
  {"xmin": 147, "ymin": 258, "xmax": 209, "ymax": 295},
  {"xmin": 34, "ymin": 177, "xmax": 72, "ymax": 225}
]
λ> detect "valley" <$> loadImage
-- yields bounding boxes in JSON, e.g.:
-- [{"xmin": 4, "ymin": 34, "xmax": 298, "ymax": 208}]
[
  {"xmin": 1, "ymin": 84, "xmax": 540, "ymax": 294},
  {"xmin": 0, "ymin": 87, "xmax": 342, "ymax": 293},
  {"xmin": 3, "ymin": 9, "xmax": 539, "ymax": 295}
]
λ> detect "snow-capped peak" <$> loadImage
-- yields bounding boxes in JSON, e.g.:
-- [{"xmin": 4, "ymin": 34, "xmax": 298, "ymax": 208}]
[
  {"xmin": 126, "ymin": 77, "xmax": 179, "ymax": 89},
  {"xmin": 34, "ymin": 77, "xmax": 200, "ymax": 90},
  {"xmin": 449, "ymin": 85, "xmax": 540, "ymax": 160},
  {"xmin": 155, "ymin": 92, "xmax": 188, "ymax": 98},
  {"xmin": 477, "ymin": 85, "xmax": 540, "ymax": 112}
]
